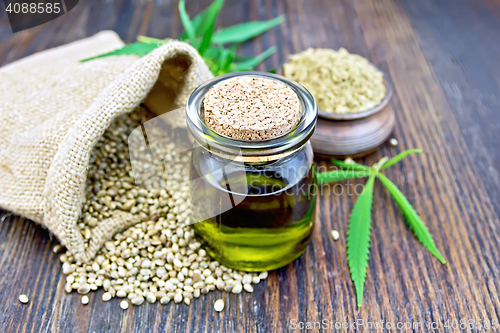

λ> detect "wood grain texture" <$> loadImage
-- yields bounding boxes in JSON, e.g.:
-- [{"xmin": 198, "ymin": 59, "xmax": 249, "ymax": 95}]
[{"xmin": 1, "ymin": 0, "xmax": 500, "ymax": 332}]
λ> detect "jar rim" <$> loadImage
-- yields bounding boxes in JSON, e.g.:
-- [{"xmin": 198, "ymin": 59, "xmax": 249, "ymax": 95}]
[{"xmin": 186, "ymin": 71, "xmax": 318, "ymax": 159}]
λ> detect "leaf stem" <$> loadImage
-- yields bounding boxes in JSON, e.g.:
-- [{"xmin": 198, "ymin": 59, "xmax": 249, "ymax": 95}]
[{"xmin": 372, "ymin": 157, "xmax": 388, "ymax": 174}]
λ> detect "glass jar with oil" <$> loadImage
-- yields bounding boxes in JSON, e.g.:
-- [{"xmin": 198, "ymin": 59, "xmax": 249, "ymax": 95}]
[{"xmin": 186, "ymin": 72, "xmax": 318, "ymax": 271}]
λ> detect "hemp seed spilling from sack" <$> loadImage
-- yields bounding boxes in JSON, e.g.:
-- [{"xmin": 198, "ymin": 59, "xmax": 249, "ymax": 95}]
[
  {"xmin": 60, "ymin": 109, "xmax": 267, "ymax": 308},
  {"xmin": 283, "ymin": 48, "xmax": 386, "ymax": 114}
]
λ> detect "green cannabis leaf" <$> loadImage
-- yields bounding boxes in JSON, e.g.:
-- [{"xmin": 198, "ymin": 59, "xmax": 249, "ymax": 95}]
[
  {"xmin": 317, "ymin": 169, "xmax": 370, "ymax": 184},
  {"xmin": 179, "ymin": 7, "xmax": 208, "ymax": 40},
  {"xmin": 178, "ymin": 0, "xmax": 197, "ymax": 47},
  {"xmin": 316, "ymin": 149, "xmax": 446, "ymax": 307},
  {"xmin": 331, "ymin": 159, "xmax": 371, "ymax": 172},
  {"xmin": 136, "ymin": 36, "xmax": 170, "ymax": 45},
  {"xmin": 234, "ymin": 47, "xmax": 277, "ymax": 71},
  {"xmin": 81, "ymin": 0, "xmax": 284, "ymax": 75},
  {"xmin": 378, "ymin": 173, "xmax": 446, "ymax": 264},
  {"xmin": 211, "ymin": 16, "xmax": 285, "ymax": 44},
  {"xmin": 347, "ymin": 174, "xmax": 375, "ymax": 307},
  {"xmin": 81, "ymin": 43, "xmax": 160, "ymax": 62},
  {"xmin": 381, "ymin": 149, "xmax": 422, "ymax": 170},
  {"xmin": 195, "ymin": 0, "xmax": 224, "ymax": 56}
]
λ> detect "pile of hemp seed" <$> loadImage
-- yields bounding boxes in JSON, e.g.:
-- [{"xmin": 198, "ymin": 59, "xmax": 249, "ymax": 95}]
[
  {"xmin": 283, "ymin": 48, "xmax": 386, "ymax": 114},
  {"xmin": 56, "ymin": 108, "xmax": 267, "ymax": 310}
]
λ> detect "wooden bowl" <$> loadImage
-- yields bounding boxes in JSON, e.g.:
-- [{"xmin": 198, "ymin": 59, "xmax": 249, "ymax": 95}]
[{"xmin": 310, "ymin": 73, "xmax": 395, "ymax": 159}]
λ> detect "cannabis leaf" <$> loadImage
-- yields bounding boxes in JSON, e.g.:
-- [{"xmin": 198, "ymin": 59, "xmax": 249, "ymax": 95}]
[
  {"xmin": 347, "ymin": 174, "xmax": 375, "ymax": 307},
  {"xmin": 81, "ymin": 0, "xmax": 284, "ymax": 75},
  {"xmin": 179, "ymin": 7, "xmax": 208, "ymax": 40},
  {"xmin": 211, "ymin": 16, "xmax": 285, "ymax": 44},
  {"xmin": 381, "ymin": 149, "xmax": 422, "ymax": 170},
  {"xmin": 317, "ymin": 169, "xmax": 370, "ymax": 184},
  {"xmin": 378, "ymin": 173, "xmax": 446, "ymax": 264},
  {"xmin": 195, "ymin": 0, "xmax": 224, "ymax": 56},
  {"xmin": 80, "ymin": 43, "xmax": 160, "ymax": 62},
  {"xmin": 234, "ymin": 47, "xmax": 277, "ymax": 71},
  {"xmin": 316, "ymin": 149, "xmax": 446, "ymax": 307},
  {"xmin": 331, "ymin": 159, "xmax": 371, "ymax": 172},
  {"xmin": 136, "ymin": 36, "xmax": 170, "ymax": 45},
  {"xmin": 178, "ymin": 0, "xmax": 197, "ymax": 47}
]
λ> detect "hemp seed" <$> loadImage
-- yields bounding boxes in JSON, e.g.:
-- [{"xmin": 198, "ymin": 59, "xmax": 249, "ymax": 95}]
[
  {"xmin": 145, "ymin": 292, "xmax": 156, "ymax": 304},
  {"xmin": 214, "ymin": 299, "xmax": 224, "ymax": 312},
  {"xmin": 243, "ymin": 284, "xmax": 254, "ymax": 293},
  {"xmin": 120, "ymin": 300, "xmax": 129, "ymax": 310},
  {"xmin": 53, "ymin": 244, "xmax": 63, "ymax": 254},
  {"xmin": 102, "ymin": 292, "xmax": 112, "ymax": 302},
  {"xmin": 283, "ymin": 48, "xmax": 386, "ymax": 114},
  {"xmin": 59, "ymin": 111, "xmax": 268, "ymax": 308},
  {"xmin": 19, "ymin": 294, "xmax": 29, "ymax": 304}
]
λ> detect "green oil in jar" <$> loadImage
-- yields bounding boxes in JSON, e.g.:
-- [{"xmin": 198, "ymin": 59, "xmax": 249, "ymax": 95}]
[
  {"xmin": 190, "ymin": 146, "xmax": 316, "ymax": 272},
  {"xmin": 185, "ymin": 72, "xmax": 318, "ymax": 272}
]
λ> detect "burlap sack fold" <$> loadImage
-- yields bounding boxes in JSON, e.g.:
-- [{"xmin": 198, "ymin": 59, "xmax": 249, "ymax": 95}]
[{"xmin": 0, "ymin": 31, "xmax": 213, "ymax": 262}]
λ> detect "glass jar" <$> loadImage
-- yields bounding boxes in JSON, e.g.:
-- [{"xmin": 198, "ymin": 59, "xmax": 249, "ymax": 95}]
[{"xmin": 186, "ymin": 72, "xmax": 318, "ymax": 272}]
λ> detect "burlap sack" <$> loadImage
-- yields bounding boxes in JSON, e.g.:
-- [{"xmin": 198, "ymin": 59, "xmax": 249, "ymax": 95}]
[{"xmin": 0, "ymin": 31, "xmax": 213, "ymax": 262}]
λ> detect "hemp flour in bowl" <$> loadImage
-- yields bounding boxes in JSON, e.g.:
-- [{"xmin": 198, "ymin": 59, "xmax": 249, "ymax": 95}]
[
  {"xmin": 283, "ymin": 48, "xmax": 389, "ymax": 120},
  {"xmin": 283, "ymin": 48, "xmax": 395, "ymax": 157}
]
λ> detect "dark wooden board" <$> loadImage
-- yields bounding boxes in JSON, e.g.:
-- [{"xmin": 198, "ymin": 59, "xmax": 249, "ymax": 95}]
[{"xmin": 1, "ymin": 0, "xmax": 500, "ymax": 332}]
